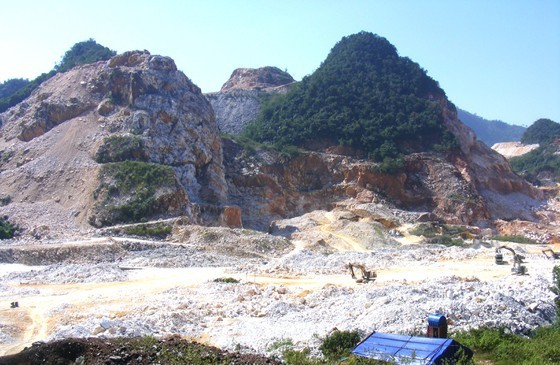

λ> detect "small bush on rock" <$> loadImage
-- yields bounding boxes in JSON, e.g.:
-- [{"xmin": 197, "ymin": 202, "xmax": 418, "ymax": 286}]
[
  {"xmin": 213, "ymin": 277, "xmax": 239, "ymax": 284},
  {"xmin": 95, "ymin": 135, "xmax": 148, "ymax": 163},
  {"xmin": 0, "ymin": 216, "xmax": 18, "ymax": 239}
]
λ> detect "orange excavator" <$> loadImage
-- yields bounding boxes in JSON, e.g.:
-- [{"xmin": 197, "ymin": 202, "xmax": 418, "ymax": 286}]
[{"xmin": 346, "ymin": 263, "xmax": 376, "ymax": 283}]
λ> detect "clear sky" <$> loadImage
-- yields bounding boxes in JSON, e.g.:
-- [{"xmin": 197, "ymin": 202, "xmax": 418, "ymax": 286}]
[{"xmin": 1, "ymin": 0, "xmax": 559, "ymax": 126}]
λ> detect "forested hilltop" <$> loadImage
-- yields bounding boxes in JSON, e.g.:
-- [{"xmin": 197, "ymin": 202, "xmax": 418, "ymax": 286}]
[
  {"xmin": 0, "ymin": 39, "xmax": 115, "ymax": 113},
  {"xmin": 243, "ymin": 32, "xmax": 457, "ymax": 169},
  {"xmin": 510, "ymin": 118, "xmax": 560, "ymax": 185}
]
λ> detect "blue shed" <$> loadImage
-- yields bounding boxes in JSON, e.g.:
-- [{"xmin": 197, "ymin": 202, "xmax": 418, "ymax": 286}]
[{"xmin": 352, "ymin": 332, "xmax": 472, "ymax": 365}]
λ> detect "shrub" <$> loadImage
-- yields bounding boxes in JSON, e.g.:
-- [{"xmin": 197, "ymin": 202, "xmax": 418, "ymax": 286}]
[
  {"xmin": 0, "ymin": 194, "xmax": 11, "ymax": 206},
  {"xmin": 91, "ymin": 161, "xmax": 182, "ymax": 226},
  {"xmin": 427, "ymin": 236, "xmax": 465, "ymax": 247},
  {"xmin": 552, "ymin": 266, "xmax": 560, "ymax": 319},
  {"xmin": 492, "ymin": 235, "xmax": 539, "ymax": 245},
  {"xmin": 213, "ymin": 277, "xmax": 239, "ymax": 284},
  {"xmin": 119, "ymin": 223, "xmax": 172, "ymax": 239},
  {"xmin": 0, "ymin": 217, "xmax": 18, "ymax": 239},
  {"xmin": 95, "ymin": 135, "xmax": 148, "ymax": 163},
  {"xmin": 454, "ymin": 326, "xmax": 560, "ymax": 365},
  {"xmin": 319, "ymin": 330, "xmax": 361, "ymax": 360}
]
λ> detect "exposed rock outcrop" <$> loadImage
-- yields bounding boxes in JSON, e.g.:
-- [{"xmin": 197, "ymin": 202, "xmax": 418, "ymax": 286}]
[
  {"xmin": 206, "ymin": 67, "xmax": 294, "ymax": 135},
  {"xmin": 219, "ymin": 66, "xmax": 294, "ymax": 92},
  {"xmin": 438, "ymin": 98, "xmax": 542, "ymax": 220},
  {"xmin": 0, "ymin": 51, "xmax": 228, "ymax": 234},
  {"xmin": 220, "ymin": 93, "xmax": 542, "ymax": 230},
  {"xmin": 206, "ymin": 90, "xmax": 266, "ymax": 135},
  {"xmin": 223, "ymin": 138, "xmax": 492, "ymax": 230}
]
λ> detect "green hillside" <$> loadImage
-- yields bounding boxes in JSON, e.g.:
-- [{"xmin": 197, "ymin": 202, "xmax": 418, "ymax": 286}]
[
  {"xmin": 520, "ymin": 118, "xmax": 560, "ymax": 145},
  {"xmin": 244, "ymin": 32, "xmax": 457, "ymax": 168},
  {"xmin": 457, "ymin": 108, "xmax": 525, "ymax": 146},
  {"xmin": 510, "ymin": 118, "xmax": 560, "ymax": 185},
  {"xmin": 0, "ymin": 39, "xmax": 115, "ymax": 113}
]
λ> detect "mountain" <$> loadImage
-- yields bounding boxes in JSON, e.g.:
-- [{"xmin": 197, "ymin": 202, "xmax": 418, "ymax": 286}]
[
  {"xmin": 245, "ymin": 32, "xmax": 454, "ymax": 164},
  {"xmin": 221, "ymin": 32, "xmax": 541, "ymax": 228},
  {"xmin": 0, "ymin": 39, "xmax": 115, "ymax": 114},
  {"xmin": 457, "ymin": 108, "xmax": 525, "ymax": 146},
  {"xmin": 0, "ymin": 33, "xmax": 546, "ymax": 240},
  {"xmin": 0, "ymin": 50, "xmax": 232, "ymax": 238},
  {"xmin": 520, "ymin": 118, "xmax": 560, "ymax": 144},
  {"xmin": 509, "ymin": 118, "xmax": 560, "ymax": 186}
]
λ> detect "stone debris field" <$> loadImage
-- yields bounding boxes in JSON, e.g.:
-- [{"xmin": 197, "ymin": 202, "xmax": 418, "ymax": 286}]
[{"xmin": 0, "ymin": 230, "xmax": 557, "ymax": 358}]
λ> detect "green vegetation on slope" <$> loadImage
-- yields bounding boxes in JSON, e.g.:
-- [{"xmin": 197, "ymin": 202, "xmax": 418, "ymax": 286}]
[
  {"xmin": 54, "ymin": 38, "xmax": 115, "ymax": 73},
  {"xmin": 510, "ymin": 118, "xmax": 560, "ymax": 185},
  {"xmin": 244, "ymin": 32, "xmax": 457, "ymax": 167},
  {"xmin": 0, "ymin": 78, "xmax": 30, "ymax": 99},
  {"xmin": 91, "ymin": 161, "xmax": 182, "ymax": 226},
  {"xmin": 0, "ymin": 216, "xmax": 18, "ymax": 239},
  {"xmin": 521, "ymin": 118, "xmax": 560, "ymax": 145},
  {"xmin": 0, "ymin": 39, "xmax": 115, "ymax": 113},
  {"xmin": 457, "ymin": 108, "xmax": 525, "ymax": 146},
  {"xmin": 454, "ymin": 326, "xmax": 560, "ymax": 364},
  {"xmin": 95, "ymin": 135, "xmax": 148, "ymax": 163}
]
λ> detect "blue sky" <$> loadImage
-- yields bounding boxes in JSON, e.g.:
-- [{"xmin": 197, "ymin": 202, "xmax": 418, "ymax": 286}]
[{"xmin": 1, "ymin": 0, "xmax": 559, "ymax": 126}]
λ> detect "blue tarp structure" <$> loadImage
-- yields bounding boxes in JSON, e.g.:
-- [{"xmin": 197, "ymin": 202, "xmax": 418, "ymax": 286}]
[{"xmin": 352, "ymin": 332, "xmax": 473, "ymax": 365}]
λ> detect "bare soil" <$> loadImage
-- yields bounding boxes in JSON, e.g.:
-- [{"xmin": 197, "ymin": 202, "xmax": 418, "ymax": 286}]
[{"xmin": 0, "ymin": 336, "xmax": 281, "ymax": 365}]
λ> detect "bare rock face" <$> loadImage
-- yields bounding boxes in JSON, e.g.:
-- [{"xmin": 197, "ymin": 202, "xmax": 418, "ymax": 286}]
[
  {"xmin": 206, "ymin": 67, "xmax": 294, "ymax": 135},
  {"xmin": 219, "ymin": 67, "xmax": 294, "ymax": 92},
  {"xmin": 224, "ymin": 139, "xmax": 491, "ymax": 231},
  {"xmin": 222, "ymin": 98, "xmax": 542, "ymax": 230},
  {"xmin": 206, "ymin": 90, "xmax": 266, "ymax": 135},
  {"xmin": 438, "ymin": 97, "xmax": 542, "ymax": 220},
  {"xmin": 0, "ymin": 51, "xmax": 227, "ymax": 234}
]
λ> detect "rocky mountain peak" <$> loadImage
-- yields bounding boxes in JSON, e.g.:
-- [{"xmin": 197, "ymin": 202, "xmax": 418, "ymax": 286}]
[
  {"xmin": 220, "ymin": 66, "xmax": 294, "ymax": 92},
  {"xmin": 0, "ymin": 50, "xmax": 231, "ymax": 236}
]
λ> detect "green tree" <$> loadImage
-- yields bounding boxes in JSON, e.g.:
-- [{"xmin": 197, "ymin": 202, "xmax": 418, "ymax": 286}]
[
  {"xmin": 0, "ymin": 78, "xmax": 29, "ymax": 99},
  {"xmin": 521, "ymin": 118, "xmax": 560, "ymax": 145},
  {"xmin": 55, "ymin": 38, "xmax": 116, "ymax": 72},
  {"xmin": 0, "ymin": 39, "xmax": 115, "ymax": 113}
]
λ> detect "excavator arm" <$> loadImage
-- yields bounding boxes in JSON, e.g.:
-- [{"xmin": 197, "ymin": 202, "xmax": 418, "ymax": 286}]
[
  {"xmin": 496, "ymin": 246, "xmax": 527, "ymax": 275},
  {"xmin": 346, "ymin": 263, "xmax": 377, "ymax": 283}
]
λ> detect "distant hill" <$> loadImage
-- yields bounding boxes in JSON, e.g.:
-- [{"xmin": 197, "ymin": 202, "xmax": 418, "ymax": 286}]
[
  {"xmin": 520, "ymin": 118, "xmax": 560, "ymax": 145},
  {"xmin": 457, "ymin": 108, "xmax": 525, "ymax": 146},
  {"xmin": 510, "ymin": 118, "xmax": 560, "ymax": 186},
  {"xmin": 0, "ymin": 39, "xmax": 115, "ymax": 113}
]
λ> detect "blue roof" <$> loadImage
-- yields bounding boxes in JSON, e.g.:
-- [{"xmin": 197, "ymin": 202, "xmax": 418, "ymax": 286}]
[{"xmin": 352, "ymin": 332, "xmax": 472, "ymax": 365}]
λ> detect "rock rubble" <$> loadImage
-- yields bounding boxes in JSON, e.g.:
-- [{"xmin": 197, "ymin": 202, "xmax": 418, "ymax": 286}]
[{"xmin": 1, "ymin": 238, "xmax": 554, "ymax": 358}]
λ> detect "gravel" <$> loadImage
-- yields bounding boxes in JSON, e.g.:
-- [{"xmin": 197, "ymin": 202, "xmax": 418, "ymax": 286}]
[{"xmin": 2, "ymin": 239, "xmax": 553, "ymax": 357}]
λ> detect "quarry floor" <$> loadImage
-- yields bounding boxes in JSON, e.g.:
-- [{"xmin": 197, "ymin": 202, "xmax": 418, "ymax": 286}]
[{"xmin": 0, "ymin": 236, "xmax": 558, "ymax": 358}]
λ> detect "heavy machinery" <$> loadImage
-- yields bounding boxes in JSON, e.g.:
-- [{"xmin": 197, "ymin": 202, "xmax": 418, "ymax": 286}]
[
  {"xmin": 542, "ymin": 248, "xmax": 560, "ymax": 260},
  {"xmin": 346, "ymin": 263, "xmax": 376, "ymax": 283},
  {"xmin": 495, "ymin": 246, "xmax": 527, "ymax": 275}
]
